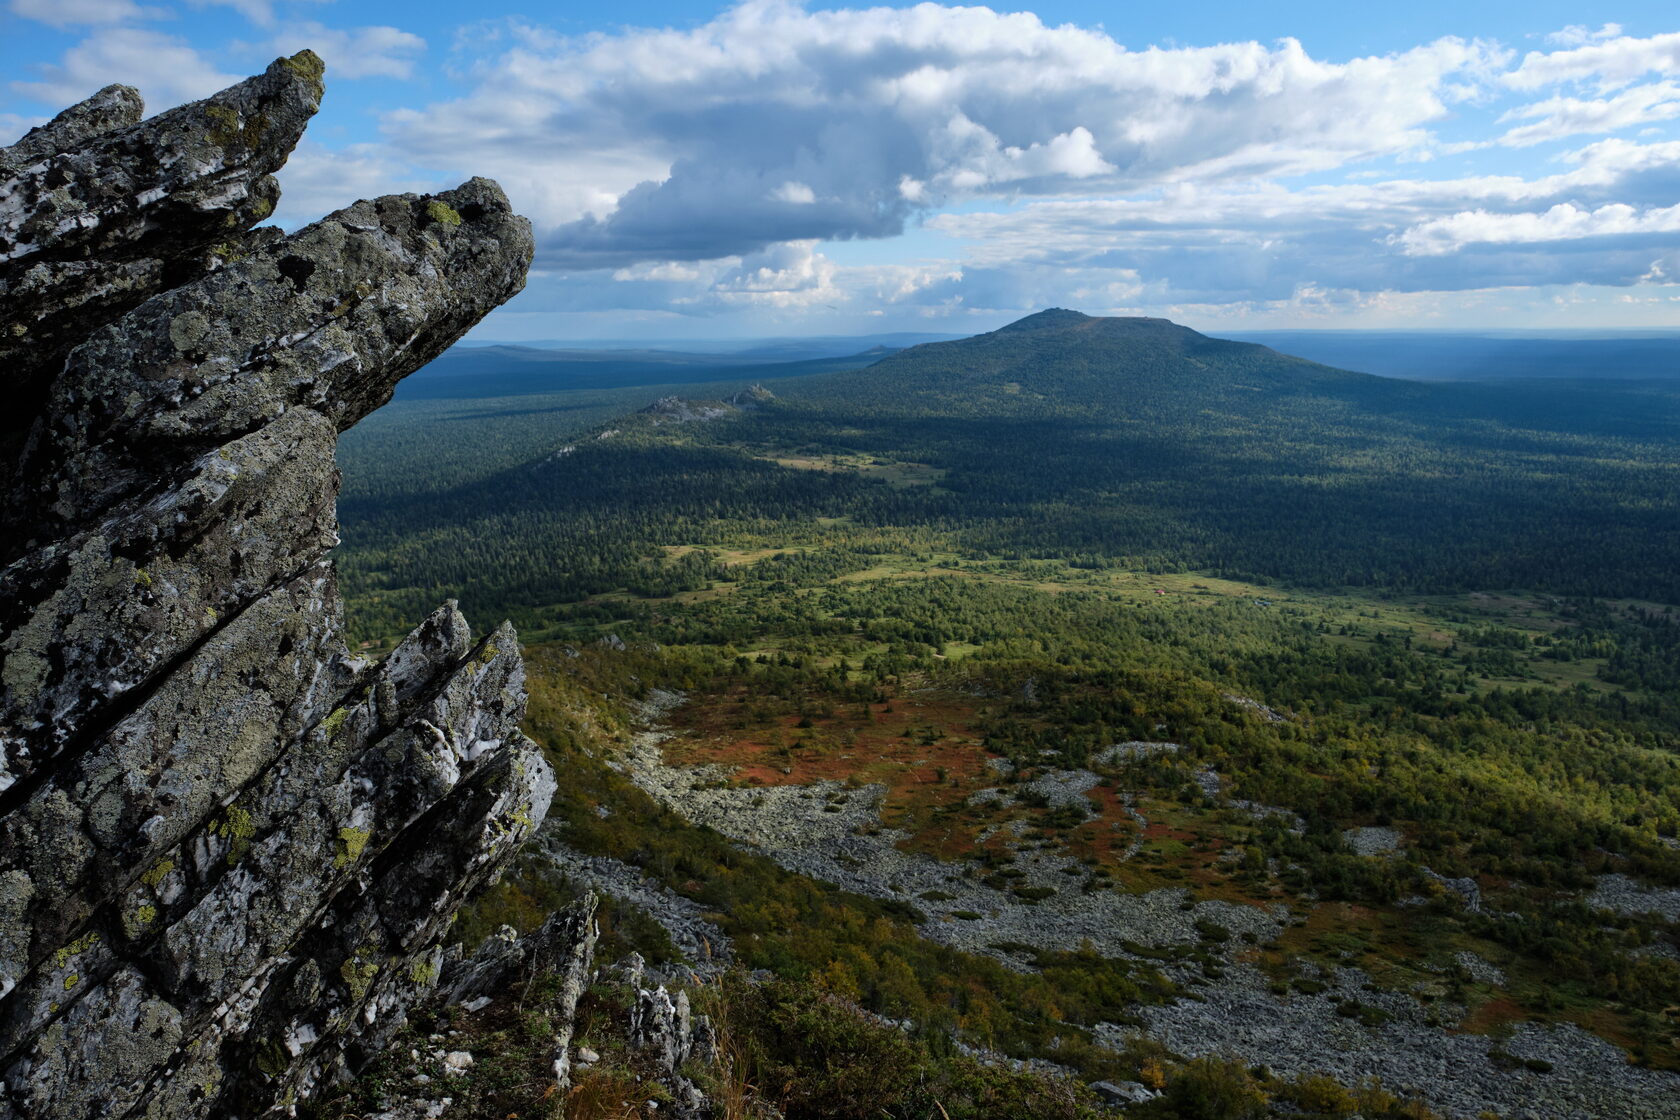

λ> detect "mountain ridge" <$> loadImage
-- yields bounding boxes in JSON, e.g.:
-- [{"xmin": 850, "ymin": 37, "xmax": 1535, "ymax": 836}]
[{"xmin": 796, "ymin": 307, "xmax": 1400, "ymax": 421}]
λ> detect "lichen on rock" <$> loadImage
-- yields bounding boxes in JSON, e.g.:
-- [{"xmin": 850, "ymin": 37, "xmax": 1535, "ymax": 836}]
[{"xmin": 0, "ymin": 57, "xmax": 548, "ymax": 1120}]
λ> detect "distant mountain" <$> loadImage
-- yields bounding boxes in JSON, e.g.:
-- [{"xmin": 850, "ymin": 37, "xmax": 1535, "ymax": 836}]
[
  {"xmin": 796, "ymin": 311, "xmax": 1679, "ymax": 439},
  {"xmin": 878, "ymin": 309, "xmax": 1366, "ymax": 390},
  {"xmin": 795, "ymin": 308, "xmax": 1416, "ymax": 421}
]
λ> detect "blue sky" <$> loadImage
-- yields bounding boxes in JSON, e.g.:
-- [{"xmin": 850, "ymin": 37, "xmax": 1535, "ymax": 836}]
[{"xmin": 5, "ymin": 1, "xmax": 1680, "ymax": 340}]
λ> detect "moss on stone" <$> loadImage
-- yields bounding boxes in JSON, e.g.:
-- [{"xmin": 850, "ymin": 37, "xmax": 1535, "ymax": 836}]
[
  {"xmin": 318, "ymin": 706, "xmax": 350, "ymax": 738},
  {"xmin": 254, "ymin": 1037, "xmax": 291, "ymax": 1078},
  {"xmin": 203, "ymin": 104, "xmax": 241, "ymax": 147},
  {"xmin": 334, "ymin": 825, "xmax": 371, "ymax": 868},
  {"xmin": 340, "ymin": 956, "xmax": 379, "ymax": 1002},
  {"xmin": 216, "ymin": 807, "xmax": 256, "ymax": 865},
  {"xmin": 425, "ymin": 201, "xmax": 463, "ymax": 228},
  {"xmin": 204, "ymin": 102, "xmax": 272, "ymax": 150},
  {"xmin": 278, "ymin": 50, "xmax": 326, "ymax": 99}
]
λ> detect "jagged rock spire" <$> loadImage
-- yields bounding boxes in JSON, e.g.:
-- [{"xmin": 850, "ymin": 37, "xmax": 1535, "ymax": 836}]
[
  {"xmin": 0, "ymin": 54, "xmax": 326, "ymax": 484},
  {"xmin": 0, "ymin": 56, "xmax": 551, "ymax": 1120}
]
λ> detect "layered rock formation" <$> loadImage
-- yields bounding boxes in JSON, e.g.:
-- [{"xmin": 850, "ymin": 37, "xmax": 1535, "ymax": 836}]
[{"xmin": 0, "ymin": 55, "xmax": 552, "ymax": 1119}]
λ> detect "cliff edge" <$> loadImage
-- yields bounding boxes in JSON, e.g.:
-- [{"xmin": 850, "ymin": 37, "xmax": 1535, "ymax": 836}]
[{"xmin": 0, "ymin": 54, "xmax": 553, "ymax": 1119}]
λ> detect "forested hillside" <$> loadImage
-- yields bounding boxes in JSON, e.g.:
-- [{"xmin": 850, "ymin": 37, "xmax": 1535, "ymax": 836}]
[
  {"xmin": 338, "ymin": 310, "xmax": 1680, "ymax": 641},
  {"xmin": 328, "ymin": 311, "xmax": 1680, "ymax": 1117}
]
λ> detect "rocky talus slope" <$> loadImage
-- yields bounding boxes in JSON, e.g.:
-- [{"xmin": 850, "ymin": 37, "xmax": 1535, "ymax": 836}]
[{"xmin": 0, "ymin": 57, "xmax": 557, "ymax": 1119}]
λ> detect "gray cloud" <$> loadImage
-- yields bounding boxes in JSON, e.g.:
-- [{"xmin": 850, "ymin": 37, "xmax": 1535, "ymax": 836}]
[
  {"xmin": 385, "ymin": 1, "xmax": 1505, "ymax": 267},
  {"xmin": 263, "ymin": 8, "xmax": 1680, "ymax": 326}
]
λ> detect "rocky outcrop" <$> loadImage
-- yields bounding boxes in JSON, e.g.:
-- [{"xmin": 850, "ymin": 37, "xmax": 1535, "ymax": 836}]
[
  {"xmin": 0, "ymin": 56, "xmax": 324, "ymax": 503},
  {"xmin": 639, "ymin": 396, "xmax": 737, "ymax": 424},
  {"xmin": 0, "ymin": 58, "xmax": 550, "ymax": 1120},
  {"xmin": 334, "ymin": 909, "xmax": 721, "ymax": 1120}
]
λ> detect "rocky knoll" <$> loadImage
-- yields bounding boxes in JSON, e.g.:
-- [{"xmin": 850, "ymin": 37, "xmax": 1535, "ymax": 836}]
[{"xmin": 0, "ymin": 57, "xmax": 553, "ymax": 1119}]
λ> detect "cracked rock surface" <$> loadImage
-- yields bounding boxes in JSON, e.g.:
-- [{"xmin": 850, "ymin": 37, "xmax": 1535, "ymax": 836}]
[
  {"xmin": 0, "ymin": 58, "xmax": 549, "ymax": 1120},
  {"xmin": 0, "ymin": 55, "xmax": 323, "ymax": 498}
]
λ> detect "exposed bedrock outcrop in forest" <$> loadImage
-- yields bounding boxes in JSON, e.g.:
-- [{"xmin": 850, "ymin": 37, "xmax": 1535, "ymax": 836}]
[{"xmin": 0, "ymin": 54, "xmax": 553, "ymax": 1120}]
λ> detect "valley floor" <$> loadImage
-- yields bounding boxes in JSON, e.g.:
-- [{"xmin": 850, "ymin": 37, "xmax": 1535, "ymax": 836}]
[{"xmin": 607, "ymin": 689, "xmax": 1680, "ymax": 1120}]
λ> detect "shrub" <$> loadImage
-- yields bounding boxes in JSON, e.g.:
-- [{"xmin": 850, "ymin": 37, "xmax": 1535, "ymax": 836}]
[
  {"xmin": 1148, "ymin": 1056, "xmax": 1269, "ymax": 1120},
  {"xmin": 1280, "ymin": 1073, "xmax": 1356, "ymax": 1116},
  {"xmin": 703, "ymin": 973, "xmax": 1101, "ymax": 1120}
]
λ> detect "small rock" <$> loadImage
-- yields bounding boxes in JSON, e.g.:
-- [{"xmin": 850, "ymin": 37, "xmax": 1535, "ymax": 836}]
[
  {"xmin": 442, "ymin": 1051, "xmax": 474, "ymax": 1075},
  {"xmin": 1092, "ymin": 1080, "xmax": 1158, "ymax": 1104},
  {"xmin": 577, "ymin": 1047, "xmax": 601, "ymax": 1064}
]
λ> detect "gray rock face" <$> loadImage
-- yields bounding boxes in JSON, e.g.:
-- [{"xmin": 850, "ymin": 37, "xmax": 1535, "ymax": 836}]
[
  {"xmin": 626, "ymin": 981, "xmax": 713, "ymax": 1119},
  {"xmin": 0, "ymin": 59, "xmax": 549, "ymax": 1120},
  {"xmin": 0, "ymin": 54, "xmax": 324, "ymax": 497}
]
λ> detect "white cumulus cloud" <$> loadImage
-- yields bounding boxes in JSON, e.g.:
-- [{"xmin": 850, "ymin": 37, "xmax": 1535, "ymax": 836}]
[
  {"xmin": 12, "ymin": 28, "xmax": 238, "ymax": 111},
  {"xmin": 1545, "ymin": 24, "xmax": 1624, "ymax": 48},
  {"xmin": 383, "ymin": 0, "xmax": 1507, "ymax": 268},
  {"xmin": 258, "ymin": 22, "xmax": 427, "ymax": 81},
  {"xmin": 9, "ymin": 0, "xmax": 157, "ymax": 28},
  {"xmin": 186, "ymin": 0, "xmax": 328, "ymax": 31},
  {"xmin": 1396, "ymin": 201, "xmax": 1680, "ymax": 255},
  {"xmin": 1507, "ymin": 30, "xmax": 1680, "ymax": 91},
  {"xmin": 1496, "ymin": 82, "xmax": 1680, "ymax": 146},
  {"xmin": 770, "ymin": 180, "xmax": 817, "ymax": 204}
]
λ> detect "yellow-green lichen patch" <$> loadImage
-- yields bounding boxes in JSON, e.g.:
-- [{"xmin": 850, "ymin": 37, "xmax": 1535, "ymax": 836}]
[
  {"xmin": 340, "ymin": 956, "xmax": 379, "ymax": 1002},
  {"xmin": 204, "ymin": 103, "xmax": 270, "ymax": 150},
  {"xmin": 53, "ymin": 931, "xmax": 100, "ymax": 969},
  {"xmin": 63, "ymin": 974, "xmax": 78, "ymax": 990},
  {"xmin": 425, "ymin": 201, "xmax": 463, "ymax": 228},
  {"xmin": 140, "ymin": 859, "xmax": 175, "ymax": 889},
  {"xmin": 333, "ymin": 825, "xmax": 371, "ymax": 869},
  {"xmin": 134, "ymin": 567, "xmax": 154, "ymax": 588},
  {"xmin": 204, "ymin": 105, "xmax": 246, "ymax": 148},
  {"xmin": 473, "ymin": 641, "xmax": 500, "ymax": 668},
  {"xmin": 409, "ymin": 957, "xmax": 439, "ymax": 985},
  {"xmin": 122, "ymin": 902, "xmax": 159, "ymax": 939},
  {"xmin": 278, "ymin": 50, "xmax": 326, "ymax": 98},
  {"xmin": 215, "ymin": 807, "xmax": 257, "ymax": 865},
  {"xmin": 318, "ymin": 706, "xmax": 350, "ymax": 738}
]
